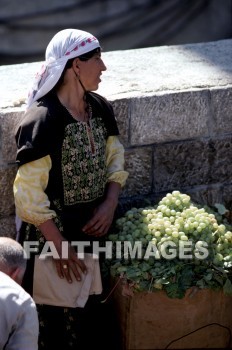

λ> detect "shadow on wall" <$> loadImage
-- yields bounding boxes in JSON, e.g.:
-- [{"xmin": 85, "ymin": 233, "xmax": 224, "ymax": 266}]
[{"xmin": 0, "ymin": 0, "xmax": 231, "ymax": 65}]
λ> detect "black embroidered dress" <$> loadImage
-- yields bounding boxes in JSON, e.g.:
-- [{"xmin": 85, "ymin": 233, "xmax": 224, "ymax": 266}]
[{"xmin": 15, "ymin": 91, "xmax": 119, "ymax": 288}]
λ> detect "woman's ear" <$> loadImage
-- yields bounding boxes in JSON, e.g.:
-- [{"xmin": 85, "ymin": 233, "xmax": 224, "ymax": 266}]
[
  {"xmin": 73, "ymin": 58, "xmax": 80, "ymax": 69},
  {"xmin": 72, "ymin": 59, "xmax": 81, "ymax": 79}
]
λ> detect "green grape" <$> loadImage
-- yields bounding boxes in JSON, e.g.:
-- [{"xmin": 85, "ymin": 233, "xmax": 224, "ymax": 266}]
[
  {"xmin": 225, "ymin": 231, "xmax": 232, "ymax": 240},
  {"xmin": 108, "ymin": 191, "xmax": 232, "ymax": 296},
  {"xmin": 180, "ymin": 235, "xmax": 188, "ymax": 241},
  {"xmin": 172, "ymin": 231, "xmax": 179, "ymax": 238},
  {"xmin": 132, "ymin": 230, "xmax": 140, "ymax": 239},
  {"xmin": 165, "ymin": 228, "xmax": 172, "ymax": 236},
  {"xmin": 108, "ymin": 234, "xmax": 118, "ymax": 241},
  {"xmin": 118, "ymin": 235, "xmax": 125, "ymax": 241},
  {"xmin": 216, "ymin": 243, "xmax": 224, "ymax": 252},
  {"xmin": 147, "ymin": 223, "xmax": 155, "ymax": 230},
  {"xmin": 146, "ymin": 234, "xmax": 153, "ymax": 241},
  {"xmin": 154, "ymin": 231, "xmax": 161, "ymax": 237},
  {"xmin": 140, "ymin": 237, "xmax": 148, "ymax": 245},
  {"xmin": 172, "ymin": 190, "xmax": 181, "ymax": 197},
  {"xmin": 169, "ymin": 216, "xmax": 175, "ymax": 223}
]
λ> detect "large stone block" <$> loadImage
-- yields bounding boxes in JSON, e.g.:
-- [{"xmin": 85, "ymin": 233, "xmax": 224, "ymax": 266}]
[
  {"xmin": 153, "ymin": 139, "xmax": 211, "ymax": 192},
  {"xmin": 211, "ymin": 88, "xmax": 232, "ymax": 135},
  {"xmin": 130, "ymin": 91, "xmax": 210, "ymax": 145},
  {"xmin": 0, "ymin": 111, "xmax": 24, "ymax": 163},
  {"xmin": 186, "ymin": 185, "xmax": 224, "ymax": 208},
  {"xmin": 208, "ymin": 136, "xmax": 232, "ymax": 183},
  {"xmin": 122, "ymin": 147, "xmax": 152, "ymax": 197},
  {"xmin": 110, "ymin": 98, "xmax": 130, "ymax": 146},
  {"xmin": 0, "ymin": 216, "xmax": 16, "ymax": 238},
  {"xmin": 0, "ymin": 166, "xmax": 17, "ymax": 217},
  {"xmin": 153, "ymin": 136, "xmax": 232, "ymax": 193},
  {"xmin": 222, "ymin": 185, "xmax": 232, "ymax": 211}
]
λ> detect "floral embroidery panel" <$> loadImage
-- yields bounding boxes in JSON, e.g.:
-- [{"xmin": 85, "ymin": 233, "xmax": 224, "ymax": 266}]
[{"xmin": 62, "ymin": 118, "xmax": 107, "ymax": 205}]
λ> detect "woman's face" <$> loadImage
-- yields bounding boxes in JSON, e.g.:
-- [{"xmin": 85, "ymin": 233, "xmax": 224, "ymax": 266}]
[{"xmin": 76, "ymin": 52, "xmax": 107, "ymax": 91}]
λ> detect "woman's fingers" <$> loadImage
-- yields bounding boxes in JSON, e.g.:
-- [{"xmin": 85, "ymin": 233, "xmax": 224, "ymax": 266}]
[
  {"xmin": 82, "ymin": 213, "xmax": 111, "ymax": 236},
  {"xmin": 54, "ymin": 256, "xmax": 87, "ymax": 283}
]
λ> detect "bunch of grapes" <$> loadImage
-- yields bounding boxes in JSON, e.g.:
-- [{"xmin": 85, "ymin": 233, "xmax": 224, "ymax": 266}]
[{"xmin": 108, "ymin": 191, "xmax": 232, "ymax": 298}]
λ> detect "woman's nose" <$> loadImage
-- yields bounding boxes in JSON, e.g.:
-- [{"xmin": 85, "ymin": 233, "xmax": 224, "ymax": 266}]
[{"xmin": 101, "ymin": 60, "xmax": 107, "ymax": 71}]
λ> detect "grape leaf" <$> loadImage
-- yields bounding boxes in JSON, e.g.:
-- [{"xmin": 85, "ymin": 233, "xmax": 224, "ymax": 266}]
[
  {"xmin": 223, "ymin": 278, "xmax": 232, "ymax": 295},
  {"xmin": 165, "ymin": 283, "xmax": 185, "ymax": 299},
  {"xmin": 214, "ymin": 203, "xmax": 228, "ymax": 215}
]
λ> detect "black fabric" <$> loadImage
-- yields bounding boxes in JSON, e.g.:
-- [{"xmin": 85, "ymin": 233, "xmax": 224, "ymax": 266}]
[
  {"xmin": 18, "ymin": 222, "xmax": 37, "ymax": 296},
  {"xmin": 86, "ymin": 91, "xmax": 119, "ymax": 136},
  {"xmin": 15, "ymin": 102, "xmax": 58, "ymax": 166},
  {"xmin": 15, "ymin": 90, "xmax": 121, "ymax": 349},
  {"xmin": 37, "ymin": 295, "xmax": 121, "ymax": 350},
  {"xmin": 15, "ymin": 91, "xmax": 120, "ymax": 204},
  {"xmin": 61, "ymin": 197, "xmax": 106, "ymax": 247},
  {"xmin": 15, "ymin": 91, "xmax": 119, "ymax": 167}
]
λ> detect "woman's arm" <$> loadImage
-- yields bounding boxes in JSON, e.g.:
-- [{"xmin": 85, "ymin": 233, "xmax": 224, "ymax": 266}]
[
  {"xmin": 82, "ymin": 136, "xmax": 129, "ymax": 236},
  {"xmin": 13, "ymin": 156, "xmax": 86, "ymax": 282},
  {"xmin": 106, "ymin": 135, "xmax": 129, "ymax": 187},
  {"xmin": 13, "ymin": 156, "xmax": 56, "ymax": 226},
  {"xmin": 38, "ymin": 219, "xmax": 87, "ymax": 282}
]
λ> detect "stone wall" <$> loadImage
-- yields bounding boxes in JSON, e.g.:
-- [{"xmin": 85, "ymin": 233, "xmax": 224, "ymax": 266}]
[{"xmin": 1, "ymin": 39, "xmax": 232, "ymax": 237}]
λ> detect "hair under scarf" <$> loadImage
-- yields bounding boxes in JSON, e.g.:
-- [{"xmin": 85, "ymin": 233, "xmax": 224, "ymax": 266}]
[{"xmin": 27, "ymin": 28, "xmax": 100, "ymax": 108}]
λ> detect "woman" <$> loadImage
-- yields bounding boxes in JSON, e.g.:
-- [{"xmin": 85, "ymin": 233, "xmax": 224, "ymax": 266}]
[{"xmin": 13, "ymin": 28, "xmax": 128, "ymax": 349}]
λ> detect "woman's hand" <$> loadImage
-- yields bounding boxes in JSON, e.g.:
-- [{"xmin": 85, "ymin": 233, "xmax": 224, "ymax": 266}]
[
  {"xmin": 82, "ymin": 199, "xmax": 116, "ymax": 236},
  {"xmin": 38, "ymin": 219, "xmax": 87, "ymax": 283},
  {"xmin": 82, "ymin": 181, "xmax": 121, "ymax": 237},
  {"xmin": 54, "ymin": 242, "xmax": 87, "ymax": 283}
]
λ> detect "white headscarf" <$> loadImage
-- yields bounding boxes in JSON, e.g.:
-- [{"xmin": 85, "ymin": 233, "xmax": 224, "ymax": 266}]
[{"xmin": 27, "ymin": 28, "xmax": 100, "ymax": 108}]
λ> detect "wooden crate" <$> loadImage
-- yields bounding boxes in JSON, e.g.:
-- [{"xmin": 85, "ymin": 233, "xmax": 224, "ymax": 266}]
[{"xmin": 112, "ymin": 280, "xmax": 232, "ymax": 349}]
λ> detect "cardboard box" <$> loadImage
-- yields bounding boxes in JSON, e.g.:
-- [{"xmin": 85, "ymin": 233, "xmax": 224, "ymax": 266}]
[{"xmin": 112, "ymin": 280, "xmax": 232, "ymax": 349}]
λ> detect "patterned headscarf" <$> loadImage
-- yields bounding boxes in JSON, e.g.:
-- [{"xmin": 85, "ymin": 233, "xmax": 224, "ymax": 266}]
[{"xmin": 27, "ymin": 28, "xmax": 100, "ymax": 108}]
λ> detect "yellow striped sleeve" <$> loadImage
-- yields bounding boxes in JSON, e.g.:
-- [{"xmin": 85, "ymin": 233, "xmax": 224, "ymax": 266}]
[
  {"xmin": 106, "ymin": 136, "xmax": 129, "ymax": 187},
  {"xmin": 13, "ymin": 155, "xmax": 57, "ymax": 226}
]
